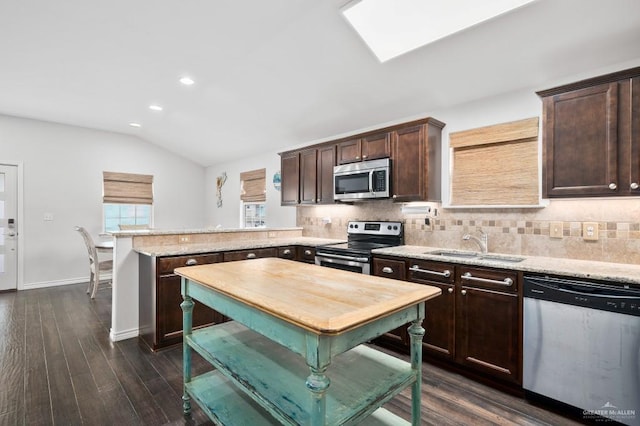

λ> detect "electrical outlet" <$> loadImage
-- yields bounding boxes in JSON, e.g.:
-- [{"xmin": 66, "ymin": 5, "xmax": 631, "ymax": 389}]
[
  {"xmin": 550, "ymin": 221, "xmax": 563, "ymax": 238},
  {"xmin": 179, "ymin": 235, "xmax": 190, "ymax": 243},
  {"xmin": 583, "ymin": 222, "xmax": 599, "ymax": 241}
]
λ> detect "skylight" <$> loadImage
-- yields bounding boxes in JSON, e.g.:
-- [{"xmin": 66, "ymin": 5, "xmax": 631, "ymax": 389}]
[{"xmin": 341, "ymin": 0, "xmax": 536, "ymax": 62}]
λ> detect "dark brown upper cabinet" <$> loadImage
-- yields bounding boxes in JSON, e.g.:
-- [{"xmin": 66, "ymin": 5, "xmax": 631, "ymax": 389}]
[
  {"xmin": 538, "ymin": 67, "xmax": 640, "ymax": 198},
  {"xmin": 280, "ymin": 151, "xmax": 300, "ymax": 205},
  {"xmin": 337, "ymin": 132, "xmax": 391, "ymax": 164},
  {"xmin": 391, "ymin": 120, "xmax": 444, "ymax": 202},
  {"xmin": 279, "ymin": 117, "xmax": 444, "ymax": 205}
]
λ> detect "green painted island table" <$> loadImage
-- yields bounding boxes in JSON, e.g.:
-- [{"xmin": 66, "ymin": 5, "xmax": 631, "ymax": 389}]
[{"xmin": 175, "ymin": 257, "xmax": 441, "ymax": 426}]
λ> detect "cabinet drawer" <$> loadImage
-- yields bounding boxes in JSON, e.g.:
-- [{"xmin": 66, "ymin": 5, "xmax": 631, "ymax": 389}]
[
  {"xmin": 458, "ymin": 266, "xmax": 518, "ymax": 293},
  {"xmin": 157, "ymin": 253, "xmax": 222, "ymax": 275},
  {"xmin": 407, "ymin": 259, "xmax": 455, "ymax": 284},
  {"xmin": 297, "ymin": 246, "xmax": 316, "ymax": 263},
  {"xmin": 278, "ymin": 246, "xmax": 296, "ymax": 260},
  {"xmin": 372, "ymin": 258, "xmax": 406, "ymax": 280},
  {"xmin": 223, "ymin": 247, "xmax": 277, "ymax": 262}
]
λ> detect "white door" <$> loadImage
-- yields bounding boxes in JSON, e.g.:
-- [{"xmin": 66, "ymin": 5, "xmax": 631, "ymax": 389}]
[{"xmin": 0, "ymin": 165, "xmax": 18, "ymax": 291}]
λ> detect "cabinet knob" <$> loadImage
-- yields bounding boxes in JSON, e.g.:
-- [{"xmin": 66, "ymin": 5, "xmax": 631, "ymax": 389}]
[
  {"xmin": 382, "ymin": 266, "xmax": 393, "ymax": 274},
  {"xmin": 631, "ymin": 182, "xmax": 639, "ymax": 190},
  {"xmin": 362, "ymin": 155, "xmax": 368, "ymax": 159},
  {"xmin": 461, "ymin": 289, "xmax": 467, "ymax": 296},
  {"xmin": 609, "ymin": 182, "xmax": 617, "ymax": 190},
  {"xmin": 392, "ymin": 194, "xmax": 397, "ymax": 199},
  {"xmin": 356, "ymin": 156, "xmax": 360, "ymax": 160},
  {"xmin": 304, "ymin": 250, "xmax": 312, "ymax": 256},
  {"xmin": 283, "ymin": 249, "xmax": 291, "ymax": 255},
  {"xmin": 447, "ymin": 287, "xmax": 453, "ymax": 294},
  {"xmin": 185, "ymin": 258, "xmax": 198, "ymax": 266},
  {"xmin": 246, "ymin": 253, "xmax": 257, "ymax": 259}
]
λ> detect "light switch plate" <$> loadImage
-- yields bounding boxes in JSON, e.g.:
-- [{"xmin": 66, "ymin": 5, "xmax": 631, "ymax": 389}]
[
  {"xmin": 550, "ymin": 221, "xmax": 563, "ymax": 238},
  {"xmin": 583, "ymin": 222, "xmax": 599, "ymax": 241}
]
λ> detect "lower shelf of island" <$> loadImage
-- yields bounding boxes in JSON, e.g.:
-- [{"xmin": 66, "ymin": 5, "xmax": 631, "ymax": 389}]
[{"xmin": 185, "ymin": 321, "xmax": 415, "ymax": 425}]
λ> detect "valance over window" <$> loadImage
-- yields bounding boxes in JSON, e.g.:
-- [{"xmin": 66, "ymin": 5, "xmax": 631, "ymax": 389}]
[{"xmin": 103, "ymin": 171, "xmax": 154, "ymax": 204}]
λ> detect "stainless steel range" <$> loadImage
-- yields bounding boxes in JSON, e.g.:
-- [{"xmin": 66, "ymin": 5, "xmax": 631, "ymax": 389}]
[{"xmin": 315, "ymin": 221, "xmax": 403, "ymax": 274}]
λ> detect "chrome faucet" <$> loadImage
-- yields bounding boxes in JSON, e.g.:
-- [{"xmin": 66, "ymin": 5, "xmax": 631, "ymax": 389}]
[{"xmin": 463, "ymin": 230, "xmax": 488, "ymax": 254}]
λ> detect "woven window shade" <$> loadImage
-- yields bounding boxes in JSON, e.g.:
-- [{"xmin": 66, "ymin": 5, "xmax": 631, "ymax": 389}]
[
  {"xmin": 103, "ymin": 171, "xmax": 154, "ymax": 204},
  {"xmin": 240, "ymin": 168, "xmax": 266, "ymax": 202},
  {"xmin": 450, "ymin": 117, "xmax": 539, "ymax": 206}
]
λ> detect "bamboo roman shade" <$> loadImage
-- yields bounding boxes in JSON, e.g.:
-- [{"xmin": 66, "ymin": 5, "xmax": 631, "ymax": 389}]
[
  {"xmin": 240, "ymin": 168, "xmax": 266, "ymax": 202},
  {"xmin": 103, "ymin": 171, "xmax": 154, "ymax": 204},
  {"xmin": 450, "ymin": 117, "xmax": 539, "ymax": 206}
]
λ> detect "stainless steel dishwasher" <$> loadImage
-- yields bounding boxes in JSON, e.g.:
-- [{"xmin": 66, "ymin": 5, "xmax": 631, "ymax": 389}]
[{"xmin": 523, "ymin": 275, "xmax": 640, "ymax": 426}]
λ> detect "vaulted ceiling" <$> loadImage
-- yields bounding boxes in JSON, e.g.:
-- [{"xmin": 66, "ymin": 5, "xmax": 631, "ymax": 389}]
[{"xmin": 1, "ymin": 0, "xmax": 639, "ymax": 166}]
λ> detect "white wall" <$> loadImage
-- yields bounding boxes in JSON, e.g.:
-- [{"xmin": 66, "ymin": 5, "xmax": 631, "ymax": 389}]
[
  {"xmin": 0, "ymin": 114, "xmax": 206, "ymax": 289},
  {"xmin": 205, "ymin": 151, "xmax": 296, "ymax": 229}
]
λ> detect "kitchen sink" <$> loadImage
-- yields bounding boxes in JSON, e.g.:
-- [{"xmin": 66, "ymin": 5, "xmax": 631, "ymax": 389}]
[
  {"xmin": 426, "ymin": 249, "xmax": 480, "ymax": 258},
  {"xmin": 426, "ymin": 250, "xmax": 525, "ymax": 263},
  {"xmin": 479, "ymin": 254, "xmax": 525, "ymax": 263}
]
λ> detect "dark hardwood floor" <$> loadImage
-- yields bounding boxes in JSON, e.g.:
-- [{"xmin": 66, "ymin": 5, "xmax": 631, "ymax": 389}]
[{"xmin": 0, "ymin": 283, "xmax": 583, "ymax": 426}]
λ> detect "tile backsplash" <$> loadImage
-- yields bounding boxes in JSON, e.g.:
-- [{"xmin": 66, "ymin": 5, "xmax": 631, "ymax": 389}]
[{"xmin": 297, "ymin": 199, "xmax": 640, "ymax": 265}]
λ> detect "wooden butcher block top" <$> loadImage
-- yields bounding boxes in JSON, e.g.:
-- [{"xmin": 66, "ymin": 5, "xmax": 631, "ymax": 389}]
[{"xmin": 175, "ymin": 257, "xmax": 441, "ymax": 335}]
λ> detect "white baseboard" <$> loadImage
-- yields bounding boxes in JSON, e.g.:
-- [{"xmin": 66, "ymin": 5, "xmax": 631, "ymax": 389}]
[
  {"xmin": 21, "ymin": 274, "xmax": 113, "ymax": 290},
  {"xmin": 110, "ymin": 327, "xmax": 139, "ymax": 342}
]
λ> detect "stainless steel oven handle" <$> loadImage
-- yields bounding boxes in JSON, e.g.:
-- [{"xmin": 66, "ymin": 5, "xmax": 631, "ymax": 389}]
[
  {"xmin": 369, "ymin": 170, "xmax": 374, "ymax": 194},
  {"xmin": 316, "ymin": 252, "xmax": 369, "ymax": 263},
  {"xmin": 410, "ymin": 265, "xmax": 451, "ymax": 278},
  {"xmin": 462, "ymin": 272, "xmax": 513, "ymax": 287}
]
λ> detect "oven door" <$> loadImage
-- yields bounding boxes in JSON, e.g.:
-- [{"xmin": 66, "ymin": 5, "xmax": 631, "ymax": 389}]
[{"xmin": 315, "ymin": 251, "xmax": 370, "ymax": 274}]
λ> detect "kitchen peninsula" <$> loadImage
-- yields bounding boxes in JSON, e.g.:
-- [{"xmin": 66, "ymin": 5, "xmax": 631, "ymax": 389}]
[{"xmin": 108, "ymin": 227, "xmax": 342, "ymax": 343}]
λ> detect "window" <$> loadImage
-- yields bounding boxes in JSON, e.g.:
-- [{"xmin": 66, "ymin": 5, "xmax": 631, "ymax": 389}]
[
  {"xmin": 103, "ymin": 204, "xmax": 152, "ymax": 232},
  {"xmin": 243, "ymin": 202, "xmax": 266, "ymax": 228},
  {"xmin": 240, "ymin": 168, "xmax": 266, "ymax": 228},
  {"xmin": 103, "ymin": 171, "xmax": 153, "ymax": 232}
]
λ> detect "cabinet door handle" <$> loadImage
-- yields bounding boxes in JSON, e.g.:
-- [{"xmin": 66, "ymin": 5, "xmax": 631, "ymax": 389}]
[
  {"xmin": 246, "ymin": 253, "xmax": 257, "ymax": 259},
  {"xmin": 447, "ymin": 287, "xmax": 454, "ymax": 294},
  {"xmin": 461, "ymin": 289, "xmax": 467, "ymax": 296},
  {"xmin": 304, "ymin": 250, "xmax": 312, "ymax": 256},
  {"xmin": 356, "ymin": 156, "xmax": 360, "ymax": 160},
  {"xmin": 410, "ymin": 265, "xmax": 451, "ymax": 278},
  {"xmin": 362, "ymin": 154, "xmax": 368, "ymax": 159},
  {"xmin": 185, "ymin": 258, "xmax": 198, "ymax": 266},
  {"xmin": 283, "ymin": 249, "xmax": 292, "ymax": 255},
  {"xmin": 392, "ymin": 194, "xmax": 397, "ymax": 198},
  {"xmin": 461, "ymin": 272, "xmax": 513, "ymax": 287},
  {"xmin": 382, "ymin": 266, "xmax": 394, "ymax": 274},
  {"xmin": 631, "ymin": 182, "xmax": 639, "ymax": 190},
  {"xmin": 609, "ymin": 182, "xmax": 617, "ymax": 190}
]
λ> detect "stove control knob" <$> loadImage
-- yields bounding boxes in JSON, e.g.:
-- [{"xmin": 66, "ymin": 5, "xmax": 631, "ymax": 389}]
[
  {"xmin": 387, "ymin": 225, "xmax": 392, "ymax": 230},
  {"xmin": 349, "ymin": 224, "xmax": 353, "ymax": 228},
  {"xmin": 354, "ymin": 224, "xmax": 359, "ymax": 228},
  {"xmin": 393, "ymin": 225, "xmax": 398, "ymax": 230}
]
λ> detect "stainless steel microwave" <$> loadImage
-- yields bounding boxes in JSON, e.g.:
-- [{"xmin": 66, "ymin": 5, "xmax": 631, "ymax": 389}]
[{"xmin": 334, "ymin": 158, "xmax": 390, "ymax": 201}]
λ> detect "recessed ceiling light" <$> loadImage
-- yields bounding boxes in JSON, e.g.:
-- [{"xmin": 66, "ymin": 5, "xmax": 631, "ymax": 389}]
[
  {"xmin": 149, "ymin": 104, "xmax": 163, "ymax": 111},
  {"xmin": 179, "ymin": 76, "xmax": 195, "ymax": 86},
  {"xmin": 342, "ymin": 0, "xmax": 536, "ymax": 62},
  {"xmin": 129, "ymin": 122, "xmax": 141, "ymax": 128}
]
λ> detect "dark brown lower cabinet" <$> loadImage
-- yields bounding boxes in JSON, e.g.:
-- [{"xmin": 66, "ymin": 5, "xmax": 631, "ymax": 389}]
[
  {"xmin": 139, "ymin": 253, "xmax": 223, "ymax": 351},
  {"xmin": 455, "ymin": 266, "xmax": 520, "ymax": 384},
  {"xmin": 407, "ymin": 259, "xmax": 456, "ymax": 361},
  {"xmin": 372, "ymin": 256, "xmax": 522, "ymax": 387}
]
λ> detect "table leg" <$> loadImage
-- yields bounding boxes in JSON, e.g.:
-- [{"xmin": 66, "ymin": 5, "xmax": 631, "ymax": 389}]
[
  {"xmin": 181, "ymin": 291, "xmax": 194, "ymax": 417},
  {"xmin": 306, "ymin": 367, "xmax": 330, "ymax": 426},
  {"xmin": 408, "ymin": 318, "xmax": 425, "ymax": 426}
]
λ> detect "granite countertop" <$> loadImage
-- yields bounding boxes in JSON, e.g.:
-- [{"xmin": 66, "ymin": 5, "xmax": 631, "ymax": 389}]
[
  {"xmin": 134, "ymin": 237, "xmax": 344, "ymax": 257},
  {"xmin": 373, "ymin": 245, "xmax": 640, "ymax": 286},
  {"xmin": 111, "ymin": 227, "xmax": 304, "ymax": 237}
]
